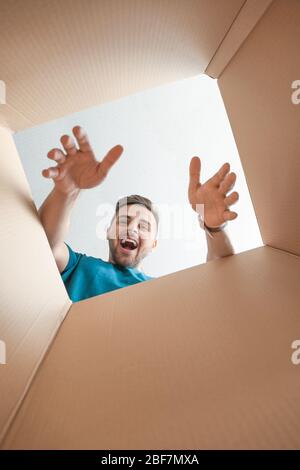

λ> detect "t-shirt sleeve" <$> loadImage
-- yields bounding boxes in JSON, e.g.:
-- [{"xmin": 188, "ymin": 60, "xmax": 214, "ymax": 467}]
[{"xmin": 60, "ymin": 243, "xmax": 82, "ymax": 278}]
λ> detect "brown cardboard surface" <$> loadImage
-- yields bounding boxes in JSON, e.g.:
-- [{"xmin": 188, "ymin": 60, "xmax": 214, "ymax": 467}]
[
  {"xmin": 0, "ymin": 102, "xmax": 33, "ymax": 133},
  {"xmin": 0, "ymin": 0, "xmax": 244, "ymax": 131},
  {"xmin": 1, "ymin": 0, "xmax": 299, "ymax": 451},
  {"xmin": 0, "ymin": 126, "xmax": 71, "ymax": 442},
  {"xmin": 218, "ymin": 0, "xmax": 300, "ymax": 256},
  {"xmin": 205, "ymin": 0, "xmax": 273, "ymax": 78},
  {"xmin": 2, "ymin": 246, "xmax": 300, "ymax": 450}
]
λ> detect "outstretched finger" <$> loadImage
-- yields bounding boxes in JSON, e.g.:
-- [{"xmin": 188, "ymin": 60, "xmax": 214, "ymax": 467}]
[
  {"xmin": 60, "ymin": 134, "xmax": 77, "ymax": 156},
  {"xmin": 42, "ymin": 166, "xmax": 60, "ymax": 180},
  {"xmin": 73, "ymin": 126, "xmax": 92, "ymax": 153},
  {"xmin": 47, "ymin": 148, "xmax": 66, "ymax": 164},
  {"xmin": 189, "ymin": 156, "xmax": 201, "ymax": 191},
  {"xmin": 209, "ymin": 162, "xmax": 230, "ymax": 186},
  {"xmin": 224, "ymin": 191, "xmax": 239, "ymax": 206},
  {"xmin": 219, "ymin": 172, "xmax": 236, "ymax": 195},
  {"xmin": 223, "ymin": 210, "xmax": 238, "ymax": 221},
  {"xmin": 98, "ymin": 145, "xmax": 124, "ymax": 177}
]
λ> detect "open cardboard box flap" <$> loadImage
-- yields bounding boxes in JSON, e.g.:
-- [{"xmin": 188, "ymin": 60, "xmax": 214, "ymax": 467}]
[
  {"xmin": 2, "ymin": 244, "xmax": 300, "ymax": 450},
  {"xmin": 0, "ymin": 0, "xmax": 299, "ymax": 449}
]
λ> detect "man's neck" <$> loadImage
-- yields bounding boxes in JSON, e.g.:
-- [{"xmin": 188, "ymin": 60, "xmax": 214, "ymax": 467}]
[{"xmin": 108, "ymin": 255, "xmax": 142, "ymax": 272}]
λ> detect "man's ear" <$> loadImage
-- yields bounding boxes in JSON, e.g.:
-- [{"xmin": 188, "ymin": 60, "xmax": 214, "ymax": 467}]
[{"xmin": 152, "ymin": 239, "xmax": 157, "ymax": 249}]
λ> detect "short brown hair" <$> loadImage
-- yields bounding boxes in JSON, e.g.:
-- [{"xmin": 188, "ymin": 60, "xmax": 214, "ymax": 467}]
[{"xmin": 115, "ymin": 194, "xmax": 159, "ymax": 228}]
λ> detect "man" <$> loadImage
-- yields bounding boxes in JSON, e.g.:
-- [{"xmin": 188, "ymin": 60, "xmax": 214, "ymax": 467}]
[{"xmin": 39, "ymin": 126, "xmax": 239, "ymax": 302}]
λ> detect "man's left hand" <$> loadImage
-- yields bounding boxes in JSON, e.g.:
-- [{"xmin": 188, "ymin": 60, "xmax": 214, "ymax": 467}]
[{"xmin": 188, "ymin": 156, "xmax": 239, "ymax": 229}]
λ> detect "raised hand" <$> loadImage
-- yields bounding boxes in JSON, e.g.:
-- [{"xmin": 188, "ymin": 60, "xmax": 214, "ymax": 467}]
[
  {"xmin": 188, "ymin": 156, "xmax": 239, "ymax": 229},
  {"xmin": 42, "ymin": 126, "xmax": 124, "ymax": 194}
]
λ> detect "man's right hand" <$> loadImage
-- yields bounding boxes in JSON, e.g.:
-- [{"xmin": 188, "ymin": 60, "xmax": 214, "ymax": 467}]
[{"xmin": 42, "ymin": 126, "xmax": 124, "ymax": 194}]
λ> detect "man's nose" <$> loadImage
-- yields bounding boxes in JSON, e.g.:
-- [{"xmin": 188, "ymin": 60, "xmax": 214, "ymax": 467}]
[{"xmin": 127, "ymin": 222, "xmax": 139, "ymax": 236}]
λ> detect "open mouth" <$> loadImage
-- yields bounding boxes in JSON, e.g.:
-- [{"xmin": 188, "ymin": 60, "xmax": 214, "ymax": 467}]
[{"xmin": 119, "ymin": 237, "xmax": 138, "ymax": 252}]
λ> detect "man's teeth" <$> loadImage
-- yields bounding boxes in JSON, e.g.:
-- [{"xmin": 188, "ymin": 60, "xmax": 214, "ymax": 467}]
[{"xmin": 120, "ymin": 238, "xmax": 138, "ymax": 250}]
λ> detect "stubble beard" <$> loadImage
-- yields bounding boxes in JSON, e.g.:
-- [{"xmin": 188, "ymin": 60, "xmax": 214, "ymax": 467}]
[{"xmin": 108, "ymin": 239, "xmax": 146, "ymax": 269}]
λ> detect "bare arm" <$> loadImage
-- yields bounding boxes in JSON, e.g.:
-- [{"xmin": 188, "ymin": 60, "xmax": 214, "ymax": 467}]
[
  {"xmin": 38, "ymin": 187, "xmax": 80, "ymax": 250},
  {"xmin": 38, "ymin": 188, "xmax": 81, "ymax": 273},
  {"xmin": 38, "ymin": 125, "xmax": 123, "ymax": 271},
  {"xmin": 205, "ymin": 227, "xmax": 234, "ymax": 262},
  {"xmin": 188, "ymin": 156, "xmax": 239, "ymax": 262}
]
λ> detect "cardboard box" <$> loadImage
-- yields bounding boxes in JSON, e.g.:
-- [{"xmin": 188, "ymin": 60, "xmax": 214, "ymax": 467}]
[{"xmin": 0, "ymin": 0, "xmax": 299, "ymax": 449}]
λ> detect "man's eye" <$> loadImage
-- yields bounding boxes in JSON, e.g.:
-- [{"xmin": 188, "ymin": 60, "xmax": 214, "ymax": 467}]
[
  {"xmin": 118, "ymin": 219, "xmax": 127, "ymax": 225},
  {"xmin": 139, "ymin": 223, "xmax": 150, "ymax": 231}
]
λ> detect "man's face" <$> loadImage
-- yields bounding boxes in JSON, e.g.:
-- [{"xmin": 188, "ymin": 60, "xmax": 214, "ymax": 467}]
[{"xmin": 107, "ymin": 204, "xmax": 157, "ymax": 269}]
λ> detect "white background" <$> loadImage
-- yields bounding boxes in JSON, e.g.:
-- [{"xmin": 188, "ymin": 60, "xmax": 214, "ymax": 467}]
[{"xmin": 14, "ymin": 74, "xmax": 263, "ymax": 278}]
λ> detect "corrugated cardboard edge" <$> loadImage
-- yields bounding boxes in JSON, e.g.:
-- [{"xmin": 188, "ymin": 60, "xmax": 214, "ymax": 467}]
[
  {"xmin": 0, "ymin": 298, "xmax": 72, "ymax": 446},
  {"xmin": 205, "ymin": 0, "xmax": 274, "ymax": 78}
]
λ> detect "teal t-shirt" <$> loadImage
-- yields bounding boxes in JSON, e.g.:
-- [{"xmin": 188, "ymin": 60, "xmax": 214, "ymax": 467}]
[{"xmin": 61, "ymin": 243, "xmax": 154, "ymax": 303}]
